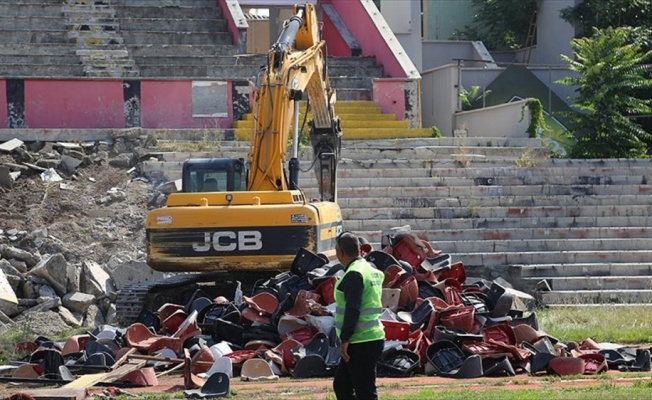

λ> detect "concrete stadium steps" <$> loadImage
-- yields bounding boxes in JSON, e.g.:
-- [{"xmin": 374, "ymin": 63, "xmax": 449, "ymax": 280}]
[
  {"xmin": 1, "ymin": 1, "xmax": 383, "ymax": 98},
  {"xmin": 121, "ymin": 31, "xmax": 233, "ymax": 46},
  {"xmin": 0, "ymin": 30, "xmax": 72, "ymax": 44},
  {"xmin": 0, "ymin": 4, "xmax": 63, "ymax": 17},
  {"xmin": 63, "ymin": 1, "xmax": 138, "ymax": 77},
  {"xmin": 541, "ymin": 290, "xmax": 652, "ymax": 304},
  {"xmin": 133, "ymin": 135, "xmax": 652, "ymax": 304},
  {"xmin": 343, "ymin": 227, "xmax": 652, "ymax": 242},
  {"xmin": 339, "ymin": 216, "xmax": 652, "ymax": 231},
  {"xmin": 0, "ymin": 16, "xmax": 66, "ymax": 30},
  {"xmin": 118, "ymin": 18, "xmax": 228, "ymax": 32},
  {"xmin": 517, "ymin": 263, "xmax": 652, "ymax": 304}
]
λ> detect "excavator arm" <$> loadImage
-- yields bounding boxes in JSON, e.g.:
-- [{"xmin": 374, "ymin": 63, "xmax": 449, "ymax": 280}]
[{"xmin": 247, "ymin": 4, "xmax": 342, "ymax": 202}]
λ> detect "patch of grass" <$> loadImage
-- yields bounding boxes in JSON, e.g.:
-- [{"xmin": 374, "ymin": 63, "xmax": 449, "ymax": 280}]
[
  {"xmin": 538, "ymin": 306, "xmax": 652, "ymax": 343},
  {"xmin": 380, "ymin": 385, "xmax": 652, "ymax": 400},
  {"xmin": 0, "ymin": 327, "xmax": 35, "ymax": 364}
]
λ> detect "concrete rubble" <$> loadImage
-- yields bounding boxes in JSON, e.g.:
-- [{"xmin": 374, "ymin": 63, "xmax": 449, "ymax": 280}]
[{"xmin": 0, "ymin": 133, "xmax": 162, "ymax": 337}]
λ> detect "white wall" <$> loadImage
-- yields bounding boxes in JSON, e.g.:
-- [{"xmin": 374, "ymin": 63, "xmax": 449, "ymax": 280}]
[
  {"xmin": 530, "ymin": 0, "xmax": 577, "ymax": 65},
  {"xmin": 455, "ymin": 100, "xmax": 531, "ymax": 138},
  {"xmin": 380, "ymin": 0, "xmax": 423, "ymax": 72},
  {"xmin": 421, "ymin": 64, "xmax": 458, "ymax": 135},
  {"xmin": 422, "ymin": 40, "xmax": 497, "ymax": 71}
]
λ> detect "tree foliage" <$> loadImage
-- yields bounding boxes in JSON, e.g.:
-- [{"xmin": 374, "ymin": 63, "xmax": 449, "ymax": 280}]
[
  {"xmin": 452, "ymin": 0, "xmax": 537, "ymax": 51},
  {"xmin": 560, "ymin": 0, "xmax": 652, "ymax": 35},
  {"xmin": 558, "ymin": 27, "xmax": 652, "ymax": 158}
]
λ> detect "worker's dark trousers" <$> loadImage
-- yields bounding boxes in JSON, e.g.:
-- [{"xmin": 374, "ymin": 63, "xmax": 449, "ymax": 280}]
[{"xmin": 333, "ymin": 339, "xmax": 384, "ymax": 400}]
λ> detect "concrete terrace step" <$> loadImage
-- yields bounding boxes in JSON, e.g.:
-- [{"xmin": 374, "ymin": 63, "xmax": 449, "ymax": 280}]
[
  {"xmin": 303, "ymin": 184, "xmax": 652, "ymax": 197},
  {"xmin": 0, "ymin": 16, "xmax": 66, "ymax": 30},
  {"xmin": 119, "ymin": 18, "xmax": 228, "ymax": 32},
  {"xmin": 340, "ymin": 204, "xmax": 652, "ymax": 220},
  {"xmin": 0, "ymin": 55, "xmax": 81, "ymax": 64},
  {"xmin": 349, "ymin": 227, "xmax": 652, "ymax": 243},
  {"xmin": 121, "ymin": 31, "xmax": 232, "ymax": 46},
  {"xmin": 0, "ymin": 4, "xmax": 63, "ymax": 17},
  {"xmin": 137, "ymin": 64, "xmax": 259, "ymax": 78},
  {"xmin": 340, "ymin": 216, "xmax": 652, "ymax": 231},
  {"xmin": 455, "ymin": 250, "xmax": 652, "ymax": 268},
  {"xmin": 528, "ymin": 276, "xmax": 652, "ymax": 291},
  {"xmin": 541, "ymin": 290, "xmax": 652, "ymax": 304},
  {"xmin": 338, "ymin": 194, "xmax": 652, "ymax": 208},
  {"xmin": 234, "ymin": 119, "xmax": 410, "ymax": 129},
  {"xmin": 0, "ymin": 43, "xmax": 77, "ymax": 55},
  {"xmin": 0, "ymin": 30, "xmax": 72, "ymax": 44},
  {"xmin": 113, "ymin": 5, "xmax": 222, "ymax": 20},
  {"xmin": 126, "ymin": 44, "xmax": 240, "ymax": 57},
  {"xmin": 0, "ymin": 63, "xmax": 84, "ymax": 76},
  {"xmin": 516, "ymin": 263, "xmax": 652, "ymax": 278},
  {"xmin": 111, "ymin": 0, "xmax": 217, "ymax": 6},
  {"xmin": 424, "ymin": 238, "xmax": 652, "ymax": 253}
]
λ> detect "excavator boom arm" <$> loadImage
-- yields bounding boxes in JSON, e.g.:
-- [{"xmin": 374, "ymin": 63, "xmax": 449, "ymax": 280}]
[{"xmin": 247, "ymin": 4, "xmax": 341, "ymax": 202}]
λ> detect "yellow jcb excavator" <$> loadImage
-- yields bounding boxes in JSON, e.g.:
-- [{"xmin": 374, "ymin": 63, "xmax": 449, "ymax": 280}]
[{"xmin": 117, "ymin": 4, "xmax": 343, "ymax": 323}]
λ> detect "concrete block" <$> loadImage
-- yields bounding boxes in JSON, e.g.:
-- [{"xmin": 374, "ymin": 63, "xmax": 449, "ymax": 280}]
[
  {"xmin": 104, "ymin": 260, "xmax": 164, "ymax": 290},
  {"xmin": 63, "ymin": 292, "xmax": 96, "ymax": 313},
  {"xmin": 0, "ymin": 138, "xmax": 23, "ymax": 152},
  {"xmin": 0, "ymin": 166, "xmax": 15, "ymax": 189},
  {"xmin": 29, "ymin": 254, "xmax": 70, "ymax": 296},
  {"xmin": 81, "ymin": 261, "xmax": 115, "ymax": 298}
]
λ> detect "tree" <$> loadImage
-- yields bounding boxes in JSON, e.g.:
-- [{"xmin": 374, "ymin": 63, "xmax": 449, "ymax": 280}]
[
  {"xmin": 558, "ymin": 27, "xmax": 652, "ymax": 158},
  {"xmin": 560, "ymin": 0, "xmax": 652, "ymax": 36},
  {"xmin": 452, "ymin": 0, "xmax": 537, "ymax": 51}
]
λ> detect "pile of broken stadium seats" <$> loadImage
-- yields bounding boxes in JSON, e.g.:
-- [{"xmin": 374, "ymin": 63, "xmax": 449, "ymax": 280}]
[{"xmin": 4, "ymin": 230, "xmax": 651, "ymax": 396}]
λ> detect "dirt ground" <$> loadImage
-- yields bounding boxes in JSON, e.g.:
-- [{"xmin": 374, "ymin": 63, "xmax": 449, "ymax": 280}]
[
  {"xmin": 0, "ymin": 162, "xmax": 150, "ymax": 267},
  {"xmin": 0, "ymin": 371, "xmax": 644, "ymax": 399}
]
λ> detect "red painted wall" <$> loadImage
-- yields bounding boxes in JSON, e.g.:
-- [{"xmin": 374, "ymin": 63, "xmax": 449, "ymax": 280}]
[
  {"xmin": 373, "ymin": 79, "xmax": 406, "ymax": 121},
  {"xmin": 0, "ymin": 80, "xmax": 6, "ymax": 128},
  {"xmin": 322, "ymin": 13, "xmax": 351, "ymax": 56},
  {"xmin": 141, "ymin": 80, "xmax": 230, "ymax": 129},
  {"xmin": 322, "ymin": 0, "xmax": 406, "ymax": 78},
  {"xmin": 25, "ymin": 80, "xmax": 123, "ymax": 128}
]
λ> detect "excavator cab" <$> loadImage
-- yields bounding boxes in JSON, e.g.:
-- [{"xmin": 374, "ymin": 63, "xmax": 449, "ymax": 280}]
[{"xmin": 181, "ymin": 158, "xmax": 247, "ymax": 193}]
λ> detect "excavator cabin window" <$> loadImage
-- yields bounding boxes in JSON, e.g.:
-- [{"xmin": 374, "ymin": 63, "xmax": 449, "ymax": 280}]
[{"xmin": 181, "ymin": 158, "xmax": 246, "ymax": 193}]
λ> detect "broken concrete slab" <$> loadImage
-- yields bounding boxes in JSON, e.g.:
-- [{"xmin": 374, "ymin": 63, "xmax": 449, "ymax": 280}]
[
  {"xmin": 1, "ymin": 244, "xmax": 41, "ymax": 269},
  {"xmin": 0, "ymin": 270, "xmax": 17, "ymax": 305},
  {"xmin": 60, "ymin": 154, "xmax": 83, "ymax": 174},
  {"xmin": 0, "ymin": 258, "xmax": 24, "ymax": 278},
  {"xmin": 38, "ymin": 284, "xmax": 58, "ymax": 299},
  {"xmin": 29, "ymin": 253, "xmax": 70, "ymax": 296},
  {"xmin": 58, "ymin": 305, "xmax": 82, "ymax": 328},
  {"xmin": 63, "ymin": 292, "xmax": 96, "ymax": 313},
  {"xmin": 105, "ymin": 260, "xmax": 165, "ymax": 291},
  {"xmin": 0, "ymin": 138, "xmax": 24, "ymax": 152},
  {"xmin": 156, "ymin": 179, "xmax": 181, "ymax": 194},
  {"xmin": 84, "ymin": 304, "xmax": 105, "ymax": 329},
  {"xmin": 81, "ymin": 261, "xmax": 115, "ymax": 298},
  {"xmin": 0, "ymin": 166, "xmax": 15, "ymax": 189}
]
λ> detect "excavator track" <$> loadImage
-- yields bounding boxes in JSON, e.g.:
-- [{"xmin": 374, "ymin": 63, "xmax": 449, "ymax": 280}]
[{"xmin": 115, "ymin": 271, "xmax": 276, "ymax": 326}]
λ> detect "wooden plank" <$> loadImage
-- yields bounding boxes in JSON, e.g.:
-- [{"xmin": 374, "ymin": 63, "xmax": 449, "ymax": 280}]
[
  {"xmin": 129, "ymin": 354, "xmax": 213, "ymax": 367},
  {"xmin": 19, "ymin": 388, "xmax": 86, "ymax": 400},
  {"xmin": 111, "ymin": 348, "xmax": 137, "ymax": 370},
  {"xmin": 62, "ymin": 372, "xmax": 109, "ymax": 389},
  {"xmin": 102, "ymin": 360, "xmax": 147, "ymax": 384}
]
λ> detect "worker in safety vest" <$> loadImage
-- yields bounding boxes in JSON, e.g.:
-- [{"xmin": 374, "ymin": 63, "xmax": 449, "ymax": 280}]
[{"xmin": 332, "ymin": 231, "xmax": 385, "ymax": 400}]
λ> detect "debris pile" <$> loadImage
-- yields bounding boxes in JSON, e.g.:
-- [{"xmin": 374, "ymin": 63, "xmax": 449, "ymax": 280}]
[
  {"xmin": 2, "ymin": 230, "xmax": 650, "ymax": 397},
  {"xmin": 0, "ymin": 134, "xmax": 162, "ymax": 336}
]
